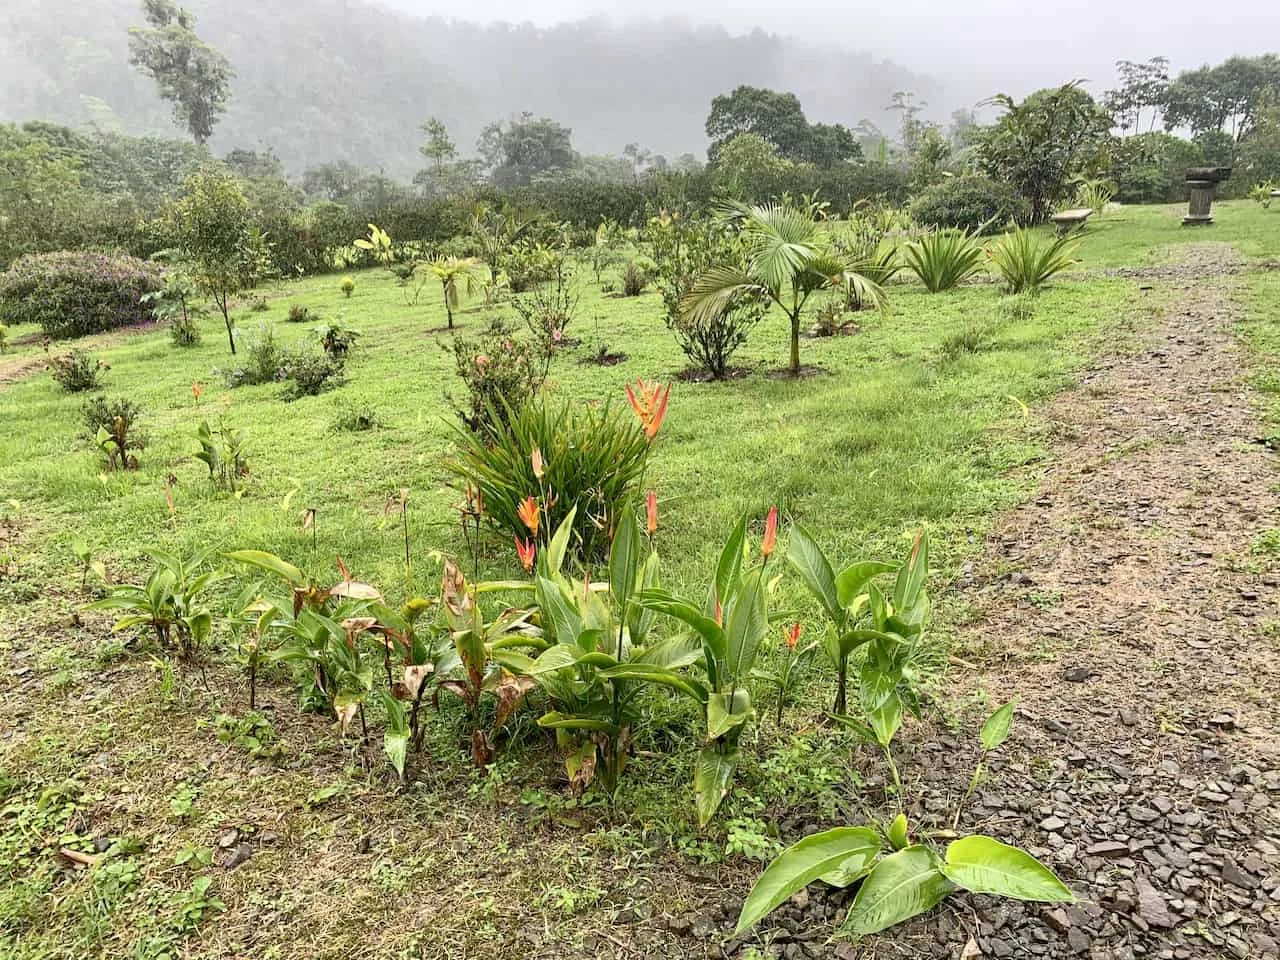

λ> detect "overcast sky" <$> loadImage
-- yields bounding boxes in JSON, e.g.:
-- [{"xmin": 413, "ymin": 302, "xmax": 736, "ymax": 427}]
[{"xmin": 378, "ymin": 0, "xmax": 1280, "ymax": 114}]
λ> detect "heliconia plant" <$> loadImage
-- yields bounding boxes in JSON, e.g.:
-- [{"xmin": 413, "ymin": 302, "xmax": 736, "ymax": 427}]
[
  {"xmin": 526, "ymin": 504, "xmax": 698, "ymax": 795},
  {"xmin": 735, "ymin": 701, "xmax": 1074, "ymax": 938},
  {"xmin": 636, "ymin": 506, "xmax": 778, "ymax": 825}
]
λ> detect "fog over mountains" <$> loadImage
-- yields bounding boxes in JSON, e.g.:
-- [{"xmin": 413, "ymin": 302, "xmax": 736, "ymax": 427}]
[{"xmin": 0, "ymin": 0, "xmax": 935, "ymax": 177}]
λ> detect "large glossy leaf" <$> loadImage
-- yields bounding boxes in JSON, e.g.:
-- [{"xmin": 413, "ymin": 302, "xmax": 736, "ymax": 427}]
[
  {"xmin": 892, "ymin": 532, "xmax": 929, "ymax": 611},
  {"xmin": 537, "ymin": 711, "xmax": 619, "ymax": 735},
  {"xmin": 834, "ymin": 560, "xmax": 896, "ymax": 610},
  {"xmin": 598, "ymin": 663, "xmax": 708, "ymax": 702},
  {"xmin": 706, "ymin": 688, "xmax": 752, "ymax": 739},
  {"xmin": 636, "ymin": 589, "xmax": 725, "ymax": 667},
  {"xmin": 981, "ymin": 702, "xmax": 1015, "ymax": 752},
  {"xmin": 225, "ymin": 550, "xmax": 306, "ymax": 586},
  {"xmin": 535, "ymin": 576, "xmax": 584, "ymax": 647},
  {"xmin": 735, "ymin": 827, "xmax": 881, "ymax": 934},
  {"xmin": 712, "ymin": 514, "xmax": 749, "ymax": 611},
  {"xmin": 941, "ymin": 836, "xmax": 1074, "ymax": 902},
  {"xmin": 609, "ymin": 505, "xmax": 641, "ymax": 610},
  {"xmin": 786, "ymin": 525, "xmax": 841, "ymax": 623},
  {"xmin": 887, "ymin": 813, "xmax": 909, "ymax": 851},
  {"xmin": 725, "ymin": 569, "xmax": 768, "ymax": 682},
  {"xmin": 841, "ymin": 846, "xmax": 955, "ymax": 936},
  {"xmin": 694, "ymin": 746, "xmax": 738, "ymax": 826},
  {"xmin": 540, "ymin": 506, "xmax": 577, "ymax": 577}
]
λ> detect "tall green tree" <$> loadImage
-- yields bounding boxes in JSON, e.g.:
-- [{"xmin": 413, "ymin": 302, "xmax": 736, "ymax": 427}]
[
  {"xmin": 1162, "ymin": 55, "xmax": 1280, "ymax": 144},
  {"xmin": 680, "ymin": 199, "xmax": 885, "ymax": 376},
  {"xmin": 1104, "ymin": 57, "xmax": 1170, "ymax": 136},
  {"xmin": 975, "ymin": 82, "xmax": 1113, "ymax": 224},
  {"xmin": 477, "ymin": 113, "xmax": 576, "ymax": 187},
  {"xmin": 166, "ymin": 168, "xmax": 264, "ymax": 354},
  {"xmin": 128, "ymin": 0, "xmax": 234, "ymax": 145},
  {"xmin": 706, "ymin": 86, "xmax": 859, "ymax": 166},
  {"xmin": 420, "ymin": 118, "xmax": 457, "ymax": 172}
]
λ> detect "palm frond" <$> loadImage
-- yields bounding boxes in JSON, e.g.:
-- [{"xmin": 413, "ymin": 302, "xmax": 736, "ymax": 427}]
[{"xmin": 679, "ymin": 266, "xmax": 768, "ymax": 327}]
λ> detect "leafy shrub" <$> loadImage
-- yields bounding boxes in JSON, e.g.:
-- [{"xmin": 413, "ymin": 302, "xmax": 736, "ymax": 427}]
[
  {"xmin": 333, "ymin": 399, "xmax": 379, "ymax": 432},
  {"xmin": 286, "ymin": 305, "xmax": 314, "ymax": 324},
  {"xmin": 222, "ymin": 322, "xmax": 283, "ymax": 388},
  {"xmin": 141, "ymin": 267, "xmax": 205, "ymax": 347},
  {"xmin": 0, "ymin": 251, "xmax": 162, "ymax": 339},
  {"xmin": 340, "ymin": 276, "xmax": 356, "ymax": 298},
  {"xmin": 82, "ymin": 396, "xmax": 144, "ymax": 470},
  {"xmin": 250, "ymin": 296, "xmax": 270, "ymax": 312},
  {"xmin": 280, "ymin": 344, "xmax": 345, "ymax": 400},
  {"xmin": 49, "ymin": 349, "xmax": 107, "ymax": 392},
  {"xmin": 987, "ymin": 229, "xmax": 1080, "ymax": 294},
  {"xmin": 812, "ymin": 301, "xmax": 851, "ymax": 337},
  {"xmin": 314, "ymin": 321, "xmax": 359, "ymax": 358},
  {"xmin": 622, "ymin": 261, "xmax": 648, "ymax": 297},
  {"xmin": 511, "ymin": 248, "xmax": 579, "ymax": 351},
  {"xmin": 0, "ymin": 323, "xmax": 8, "ymax": 353},
  {"xmin": 909, "ymin": 176, "xmax": 1027, "ymax": 235},
  {"xmin": 647, "ymin": 212, "xmax": 764, "ymax": 379},
  {"xmin": 902, "ymin": 230, "xmax": 987, "ymax": 292},
  {"xmin": 447, "ymin": 319, "xmax": 547, "ymax": 436},
  {"xmin": 446, "ymin": 397, "xmax": 650, "ymax": 559}
]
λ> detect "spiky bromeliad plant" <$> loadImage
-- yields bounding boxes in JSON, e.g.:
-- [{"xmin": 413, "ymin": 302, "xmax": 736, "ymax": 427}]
[
  {"xmin": 987, "ymin": 227, "xmax": 1081, "ymax": 294},
  {"xmin": 902, "ymin": 228, "xmax": 987, "ymax": 292},
  {"xmin": 680, "ymin": 198, "xmax": 886, "ymax": 376},
  {"xmin": 735, "ymin": 531, "xmax": 1073, "ymax": 938}
]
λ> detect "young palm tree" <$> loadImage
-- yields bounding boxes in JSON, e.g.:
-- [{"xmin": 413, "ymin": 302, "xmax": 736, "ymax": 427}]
[
  {"xmin": 427, "ymin": 256, "xmax": 487, "ymax": 329},
  {"xmin": 679, "ymin": 201, "xmax": 886, "ymax": 376}
]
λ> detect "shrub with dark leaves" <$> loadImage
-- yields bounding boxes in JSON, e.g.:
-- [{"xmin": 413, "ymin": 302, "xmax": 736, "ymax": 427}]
[
  {"xmin": 0, "ymin": 252, "xmax": 162, "ymax": 339},
  {"xmin": 49, "ymin": 349, "xmax": 107, "ymax": 392},
  {"xmin": 447, "ymin": 319, "xmax": 547, "ymax": 437},
  {"xmin": 909, "ymin": 176, "xmax": 1028, "ymax": 235}
]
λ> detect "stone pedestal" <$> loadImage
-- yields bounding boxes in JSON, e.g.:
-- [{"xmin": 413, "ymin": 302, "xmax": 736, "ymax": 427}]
[
  {"xmin": 1182, "ymin": 166, "xmax": 1232, "ymax": 226},
  {"xmin": 1183, "ymin": 181, "xmax": 1216, "ymax": 225}
]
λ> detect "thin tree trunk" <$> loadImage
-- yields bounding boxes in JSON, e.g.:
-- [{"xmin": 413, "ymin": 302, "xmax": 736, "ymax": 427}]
[{"xmin": 789, "ymin": 311, "xmax": 801, "ymax": 375}]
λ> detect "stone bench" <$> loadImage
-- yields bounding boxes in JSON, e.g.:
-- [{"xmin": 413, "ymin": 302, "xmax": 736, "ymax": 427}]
[{"xmin": 1050, "ymin": 208, "xmax": 1094, "ymax": 235}]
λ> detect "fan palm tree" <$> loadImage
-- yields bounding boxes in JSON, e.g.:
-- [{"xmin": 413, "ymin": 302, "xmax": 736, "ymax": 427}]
[
  {"xmin": 427, "ymin": 256, "xmax": 487, "ymax": 329},
  {"xmin": 679, "ymin": 201, "xmax": 886, "ymax": 376}
]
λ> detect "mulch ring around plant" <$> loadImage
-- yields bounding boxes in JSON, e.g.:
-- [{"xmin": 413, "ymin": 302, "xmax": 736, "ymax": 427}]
[
  {"xmin": 675, "ymin": 365, "xmax": 756, "ymax": 383},
  {"xmin": 671, "ymin": 243, "xmax": 1279, "ymax": 960},
  {"xmin": 765, "ymin": 364, "xmax": 830, "ymax": 381},
  {"xmin": 579, "ymin": 350, "xmax": 629, "ymax": 367}
]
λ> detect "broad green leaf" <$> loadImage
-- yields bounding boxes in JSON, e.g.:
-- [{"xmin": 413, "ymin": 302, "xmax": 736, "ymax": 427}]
[
  {"xmin": 786, "ymin": 525, "xmax": 841, "ymax": 622},
  {"xmin": 636, "ymin": 589, "xmax": 725, "ymax": 668},
  {"xmin": 225, "ymin": 550, "xmax": 306, "ymax": 586},
  {"xmin": 634, "ymin": 632, "xmax": 701, "ymax": 670},
  {"xmin": 541, "ymin": 506, "xmax": 577, "ymax": 577},
  {"xmin": 535, "ymin": 576, "xmax": 583, "ymax": 647},
  {"xmin": 841, "ymin": 846, "xmax": 955, "ymax": 936},
  {"xmin": 712, "ymin": 514, "xmax": 748, "ymax": 609},
  {"xmin": 707, "ymin": 688, "xmax": 752, "ymax": 738},
  {"xmin": 598, "ymin": 663, "xmax": 708, "ymax": 702},
  {"xmin": 537, "ymin": 712, "xmax": 619, "ymax": 735},
  {"xmin": 724, "ymin": 569, "xmax": 768, "ymax": 681},
  {"xmin": 892, "ymin": 531, "xmax": 929, "ymax": 617},
  {"xmin": 829, "ymin": 713, "xmax": 878, "ymax": 743},
  {"xmin": 835, "ymin": 560, "xmax": 896, "ymax": 610},
  {"xmin": 835, "ymin": 628, "xmax": 899, "ymax": 659},
  {"xmin": 941, "ymin": 836, "xmax": 1074, "ymax": 902},
  {"xmin": 887, "ymin": 813, "xmax": 909, "ymax": 851},
  {"xmin": 693, "ymin": 746, "xmax": 737, "ymax": 826},
  {"xmin": 609, "ymin": 506, "xmax": 641, "ymax": 610},
  {"xmin": 735, "ymin": 827, "xmax": 880, "ymax": 934},
  {"xmin": 981, "ymin": 701, "xmax": 1016, "ymax": 752}
]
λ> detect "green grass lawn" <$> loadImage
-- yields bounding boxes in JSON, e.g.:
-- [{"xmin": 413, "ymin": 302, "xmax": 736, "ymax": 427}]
[{"xmin": 1, "ymin": 199, "xmax": 1277, "ymax": 959}]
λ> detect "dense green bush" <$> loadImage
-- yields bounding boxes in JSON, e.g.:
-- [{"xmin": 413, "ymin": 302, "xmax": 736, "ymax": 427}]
[
  {"xmin": 909, "ymin": 176, "xmax": 1027, "ymax": 234},
  {"xmin": 1110, "ymin": 133, "xmax": 1203, "ymax": 204},
  {"xmin": 0, "ymin": 251, "xmax": 162, "ymax": 338}
]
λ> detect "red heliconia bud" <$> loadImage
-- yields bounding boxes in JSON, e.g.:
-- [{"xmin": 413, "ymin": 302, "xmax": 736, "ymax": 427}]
[
  {"xmin": 761, "ymin": 505, "xmax": 779, "ymax": 559},
  {"xmin": 646, "ymin": 489, "xmax": 658, "ymax": 535}
]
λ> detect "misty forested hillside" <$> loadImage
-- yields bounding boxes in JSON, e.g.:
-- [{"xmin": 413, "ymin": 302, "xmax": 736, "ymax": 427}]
[{"xmin": 0, "ymin": 0, "xmax": 935, "ymax": 177}]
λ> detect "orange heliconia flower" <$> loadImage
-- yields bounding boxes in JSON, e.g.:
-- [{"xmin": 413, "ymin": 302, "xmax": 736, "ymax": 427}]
[
  {"xmin": 625, "ymin": 379, "xmax": 671, "ymax": 442},
  {"xmin": 191, "ymin": 381, "xmax": 204, "ymax": 400},
  {"xmin": 531, "ymin": 447, "xmax": 545, "ymax": 480},
  {"xmin": 761, "ymin": 505, "xmax": 779, "ymax": 559},
  {"xmin": 645, "ymin": 490, "xmax": 658, "ymax": 535},
  {"xmin": 785, "ymin": 622, "xmax": 801, "ymax": 650},
  {"xmin": 514, "ymin": 537, "xmax": 536, "ymax": 573},
  {"xmin": 517, "ymin": 496, "xmax": 540, "ymax": 536}
]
